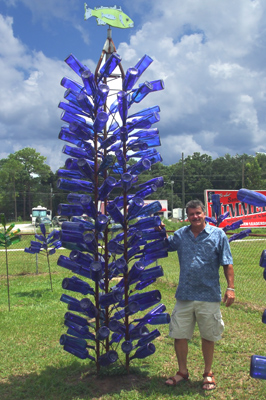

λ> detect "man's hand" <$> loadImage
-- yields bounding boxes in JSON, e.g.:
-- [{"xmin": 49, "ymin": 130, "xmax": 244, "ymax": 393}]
[{"xmin": 223, "ymin": 289, "xmax": 235, "ymax": 307}]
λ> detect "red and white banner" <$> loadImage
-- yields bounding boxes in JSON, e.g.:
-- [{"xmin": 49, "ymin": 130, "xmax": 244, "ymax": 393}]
[{"xmin": 204, "ymin": 189, "xmax": 266, "ymax": 228}]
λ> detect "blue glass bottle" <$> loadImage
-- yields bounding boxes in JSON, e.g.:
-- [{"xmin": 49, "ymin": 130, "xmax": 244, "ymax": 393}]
[
  {"xmin": 250, "ymin": 355, "xmax": 266, "ymax": 379},
  {"xmin": 137, "ymin": 201, "xmax": 162, "ymax": 218},
  {"xmin": 69, "ymin": 121, "xmax": 94, "ymax": 140},
  {"xmin": 127, "ymin": 198, "xmax": 144, "ymax": 220},
  {"xmin": 95, "ymin": 214, "xmax": 109, "ymax": 232},
  {"xmin": 112, "ymin": 301, "xmax": 140, "ymax": 320},
  {"xmin": 259, "ymin": 250, "xmax": 266, "ymax": 267},
  {"xmin": 96, "ymin": 326, "xmax": 110, "ymax": 340},
  {"xmin": 98, "ymin": 176, "xmax": 117, "ymax": 200},
  {"xmin": 64, "ymin": 54, "xmax": 87, "ymax": 77},
  {"xmin": 134, "ymin": 278, "xmax": 155, "ymax": 291},
  {"xmin": 144, "ymin": 238, "xmax": 169, "ymax": 254},
  {"xmin": 69, "ymin": 250, "xmax": 93, "ymax": 266},
  {"xmin": 127, "ymin": 231, "xmax": 143, "ymax": 248},
  {"xmin": 57, "ymin": 178, "xmax": 94, "ymax": 194},
  {"xmin": 217, "ymin": 212, "xmax": 230, "ymax": 226},
  {"xmin": 77, "ymin": 92, "xmax": 94, "ymax": 118},
  {"xmin": 129, "ymin": 81, "xmax": 153, "ymax": 105},
  {"xmin": 66, "ymin": 327, "xmax": 95, "ymax": 341},
  {"xmin": 130, "ymin": 216, "xmax": 161, "ymax": 230},
  {"xmin": 61, "ymin": 110, "xmax": 86, "ymax": 125},
  {"xmin": 212, "ymin": 194, "xmax": 221, "ymax": 217},
  {"xmin": 57, "ymin": 168, "xmax": 85, "ymax": 181},
  {"xmin": 98, "ymin": 350, "xmax": 118, "ymax": 367},
  {"xmin": 57, "ymin": 255, "xmax": 80, "ymax": 273},
  {"xmin": 128, "ymin": 158, "xmax": 151, "ymax": 176},
  {"xmin": 205, "ymin": 216, "xmax": 217, "ymax": 225},
  {"xmin": 58, "ymin": 127, "xmax": 87, "ymax": 148},
  {"xmin": 62, "ymin": 144, "xmax": 94, "ymax": 160},
  {"xmin": 237, "ymin": 188, "xmax": 266, "ymax": 207},
  {"xmin": 93, "ymin": 111, "xmax": 109, "ymax": 132},
  {"xmin": 90, "ymin": 261, "xmax": 102, "ymax": 282},
  {"xmin": 115, "ymin": 150, "xmax": 126, "ymax": 167},
  {"xmin": 60, "ymin": 231, "xmax": 84, "ymax": 244},
  {"xmin": 228, "ymin": 229, "xmax": 251, "ymax": 242},
  {"xmin": 141, "ymin": 249, "xmax": 168, "ymax": 266},
  {"xmin": 64, "ymin": 89, "xmax": 80, "ymax": 107},
  {"xmin": 80, "ymin": 298, "xmax": 99, "ymax": 318},
  {"xmin": 61, "ymin": 76, "xmax": 83, "ymax": 93},
  {"xmin": 134, "ymin": 54, "xmax": 153, "ymax": 79},
  {"xmin": 63, "ymin": 344, "xmax": 95, "ymax": 361},
  {"xmin": 80, "ymin": 195, "xmax": 97, "ymax": 220},
  {"xmin": 98, "ymin": 52, "xmax": 122, "ymax": 80},
  {"xmin": 60, "ymin": 293, "xmax": 80, "ymax": 305},
  {"xmin": 121, "ymin": 341, "xmax": 133, "ymax": 354},
  {"xmin": 128, "ymin": 107, "xmax": 160, "ymax": 119},
  {"xmin": 76, "ymin": 159, "xmax": 95, "ymax": 182},
  {"xmin": 109, "ymin": 319, "xmax": 126, "ymax": 334},
  {"xmin": 130, "ymin": 343, "xmax": 155, "ymax": 360},
  {"xmin": 123, "ymin": 67, "xmax": 138, "ymax": 91},
  {"xmin": 64, "ymin": 312, "xmax": 91, "ymax": 327},
  {"xmin": 99, "ymin": 290, "xmax": 123, "ymax": 308},
  {"xmin": 120, "ymin": 126, "xmax": 128, "ymax": 142},
  {"xmin": 148, "ymin": 79, "xmax": 165, "ymax": 92},
  {"xmin": 139, "ymin": 265, "xmax": 164, "ymax": 282},
  {"xmin": 94, "ymin": 84, "xmax": 109, "ymax": 110},
  {"xmin": 100, "ymin": 135, "xmax": 117, "ymax": 150},
  {"xmin": 109, "ymin": 332, "xmax": 123, "ymax": 345},
  {"xmin": 120, "ymin": 289, "xmax": 161, "ymax": 308},
  {"xmin": 84, "ymin": 233, "xmax": 98, "ymax": 253},
  {"xmin": 81, "ymin": 69, "xmax": 97, "ymax": 96},
  {"xmin": 61, "ymin": 221, "xmax": 85, "ymax": 233},
  {"xmin": 62, "ymin": 276, "xmax": 94, "ymax": 295},
  {"xmin": 223, "ymin": 220, "xmax": 243, "ymax": 232},
  {"xmin": 126, "ymin": 148, "xmax": 157, "ymax": 160},
  {"xmin": 106, "ymin": 202, "xmax": 124, "ymax": 226},
  {"xmin": 60, "ymin": 334, "xmax": 87, "ymax": 350},
  {"xmin": 97, "ymin": 155, "xmax": 114, "ymax": 174},
  {"xmin": 117, "ymin": 91, "xmax": 128, "ymax": 126},
  {"xmin": 135, "ymin": 329, "xmax": 160, "ymax": 349}
]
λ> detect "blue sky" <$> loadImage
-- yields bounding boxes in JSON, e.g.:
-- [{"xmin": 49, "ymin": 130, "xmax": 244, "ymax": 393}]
[{"xmin": 0, "ymin": 0, "xmax": 266, "ymax": 171}]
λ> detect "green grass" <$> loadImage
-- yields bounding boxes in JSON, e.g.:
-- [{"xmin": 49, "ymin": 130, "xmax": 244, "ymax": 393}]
[{"xmin": 1, "ymin": 242, "xmax": 266, "ymax": 399}]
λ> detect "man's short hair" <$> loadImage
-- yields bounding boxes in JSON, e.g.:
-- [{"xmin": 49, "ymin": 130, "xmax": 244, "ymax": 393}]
[{"xmin": 185, "ymin": 199, "xmax": 205, "ymax": 214}]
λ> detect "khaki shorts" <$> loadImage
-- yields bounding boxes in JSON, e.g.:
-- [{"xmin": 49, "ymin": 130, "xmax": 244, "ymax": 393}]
[{"xmin": 169, "ymin": 300, "xmax": 224, "ymax": 342}]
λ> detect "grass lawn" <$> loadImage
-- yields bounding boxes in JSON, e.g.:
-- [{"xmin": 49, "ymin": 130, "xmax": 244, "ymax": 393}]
[{"xmin": 1, "ymin": 242, "xmax": 266, "ymax": 400}]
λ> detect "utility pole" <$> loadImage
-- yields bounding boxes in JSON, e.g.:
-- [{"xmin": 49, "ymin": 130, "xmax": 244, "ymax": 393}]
[
  {"xmin": 50, "ymin": 184, "xmax": 53, "ymax": 216},
  {"xmin": 182, "ymin": 152, "xmax": 185, "ymax": 220},
  {"xmin": 242, "ymin": 157, "xmax": 245, "ymax": 187},
  {"xmin": 171, "ymin": 181, "xmax": 174, "ymax": 218}
]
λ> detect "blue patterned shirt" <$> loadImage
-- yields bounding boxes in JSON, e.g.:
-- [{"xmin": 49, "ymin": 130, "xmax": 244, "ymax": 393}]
[{"xmin": 168, "ymin": 224, "xmax": 233, "ymax": 302}]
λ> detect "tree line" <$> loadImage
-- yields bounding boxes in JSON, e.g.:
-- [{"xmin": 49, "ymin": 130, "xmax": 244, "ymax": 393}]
[{"xmin": 0, "ymin": 148, "xmax": 265, "ymax": 221}]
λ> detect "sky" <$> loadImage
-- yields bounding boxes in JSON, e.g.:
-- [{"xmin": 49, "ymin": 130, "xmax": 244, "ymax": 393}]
[{"xmin": 0, "ymin": 0, "xmax": 266, "ymax": 171}]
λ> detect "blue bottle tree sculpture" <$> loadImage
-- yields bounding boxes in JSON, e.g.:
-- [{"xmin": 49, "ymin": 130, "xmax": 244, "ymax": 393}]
[
  {"xmin": 205, "ymin": 193, "xmax": 251, "ymax": 242},
  {"xmin": 236, "ymin": 189, "xmax": 266, "ymax": 380},
  {"xmin": 57, "ymin": 36, "xmax": 169, "ymax": 371}
]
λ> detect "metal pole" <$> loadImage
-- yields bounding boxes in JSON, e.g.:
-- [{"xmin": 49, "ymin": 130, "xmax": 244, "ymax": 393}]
[
  {"xmin": 171, "ymin": 181, "xmax": 174, "ymax": 218},
  {"xmin": 182, "ymin": 152, "xmax": 185, "ymax": 220}
]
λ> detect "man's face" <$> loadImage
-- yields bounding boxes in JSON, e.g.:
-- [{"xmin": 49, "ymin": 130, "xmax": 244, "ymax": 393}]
[{"xmin": 187, "ymin": 206, "xmax": 206, "ymax": 230}]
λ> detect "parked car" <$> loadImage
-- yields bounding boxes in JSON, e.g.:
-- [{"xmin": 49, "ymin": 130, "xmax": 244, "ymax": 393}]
[
  {"xmin": 35, "ymin": 216, "xmax": 52, "ymax": 227},
  {"xmin": 52, "ymin": 216, "xmax": 69, "ymax": 227}
]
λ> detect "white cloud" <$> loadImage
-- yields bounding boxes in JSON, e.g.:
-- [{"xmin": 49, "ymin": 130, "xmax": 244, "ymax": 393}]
[
  {"xmin": 117, "ymin": 0, "xmax": 266, "ymax": 159},
  {"xmin": 1, "ymin": 0, "xmax": 266, "ymax": 172}
]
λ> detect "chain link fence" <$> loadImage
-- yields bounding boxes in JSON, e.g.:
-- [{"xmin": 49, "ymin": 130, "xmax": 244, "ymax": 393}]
[{"xmin": 1, "ymin": 233, "xmax": 266, "ymax": 307}]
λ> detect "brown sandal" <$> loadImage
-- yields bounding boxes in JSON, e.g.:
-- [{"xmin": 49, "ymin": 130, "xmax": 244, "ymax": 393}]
[
  {"xmin": 165, "ymin": 370, "xmax": 189, "ymax": 386},
  {"xmin": 202, "ymin": 372, "xmax": 216, "ymax": 390}
]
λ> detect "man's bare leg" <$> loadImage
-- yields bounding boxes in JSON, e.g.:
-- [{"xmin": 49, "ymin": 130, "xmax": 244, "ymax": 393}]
[
  {"xmin": 165, "ymin": 339, "xmax": 189, "ymax": 384},
  {"xmin": 202, "ymin": 338, "xmax": 216, "ymax": 390}
]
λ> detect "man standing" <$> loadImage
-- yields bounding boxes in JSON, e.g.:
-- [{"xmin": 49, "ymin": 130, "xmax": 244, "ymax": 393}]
[{"xmin": 165, "ymin": 199, "xmax": 234, "ymax": 390}]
